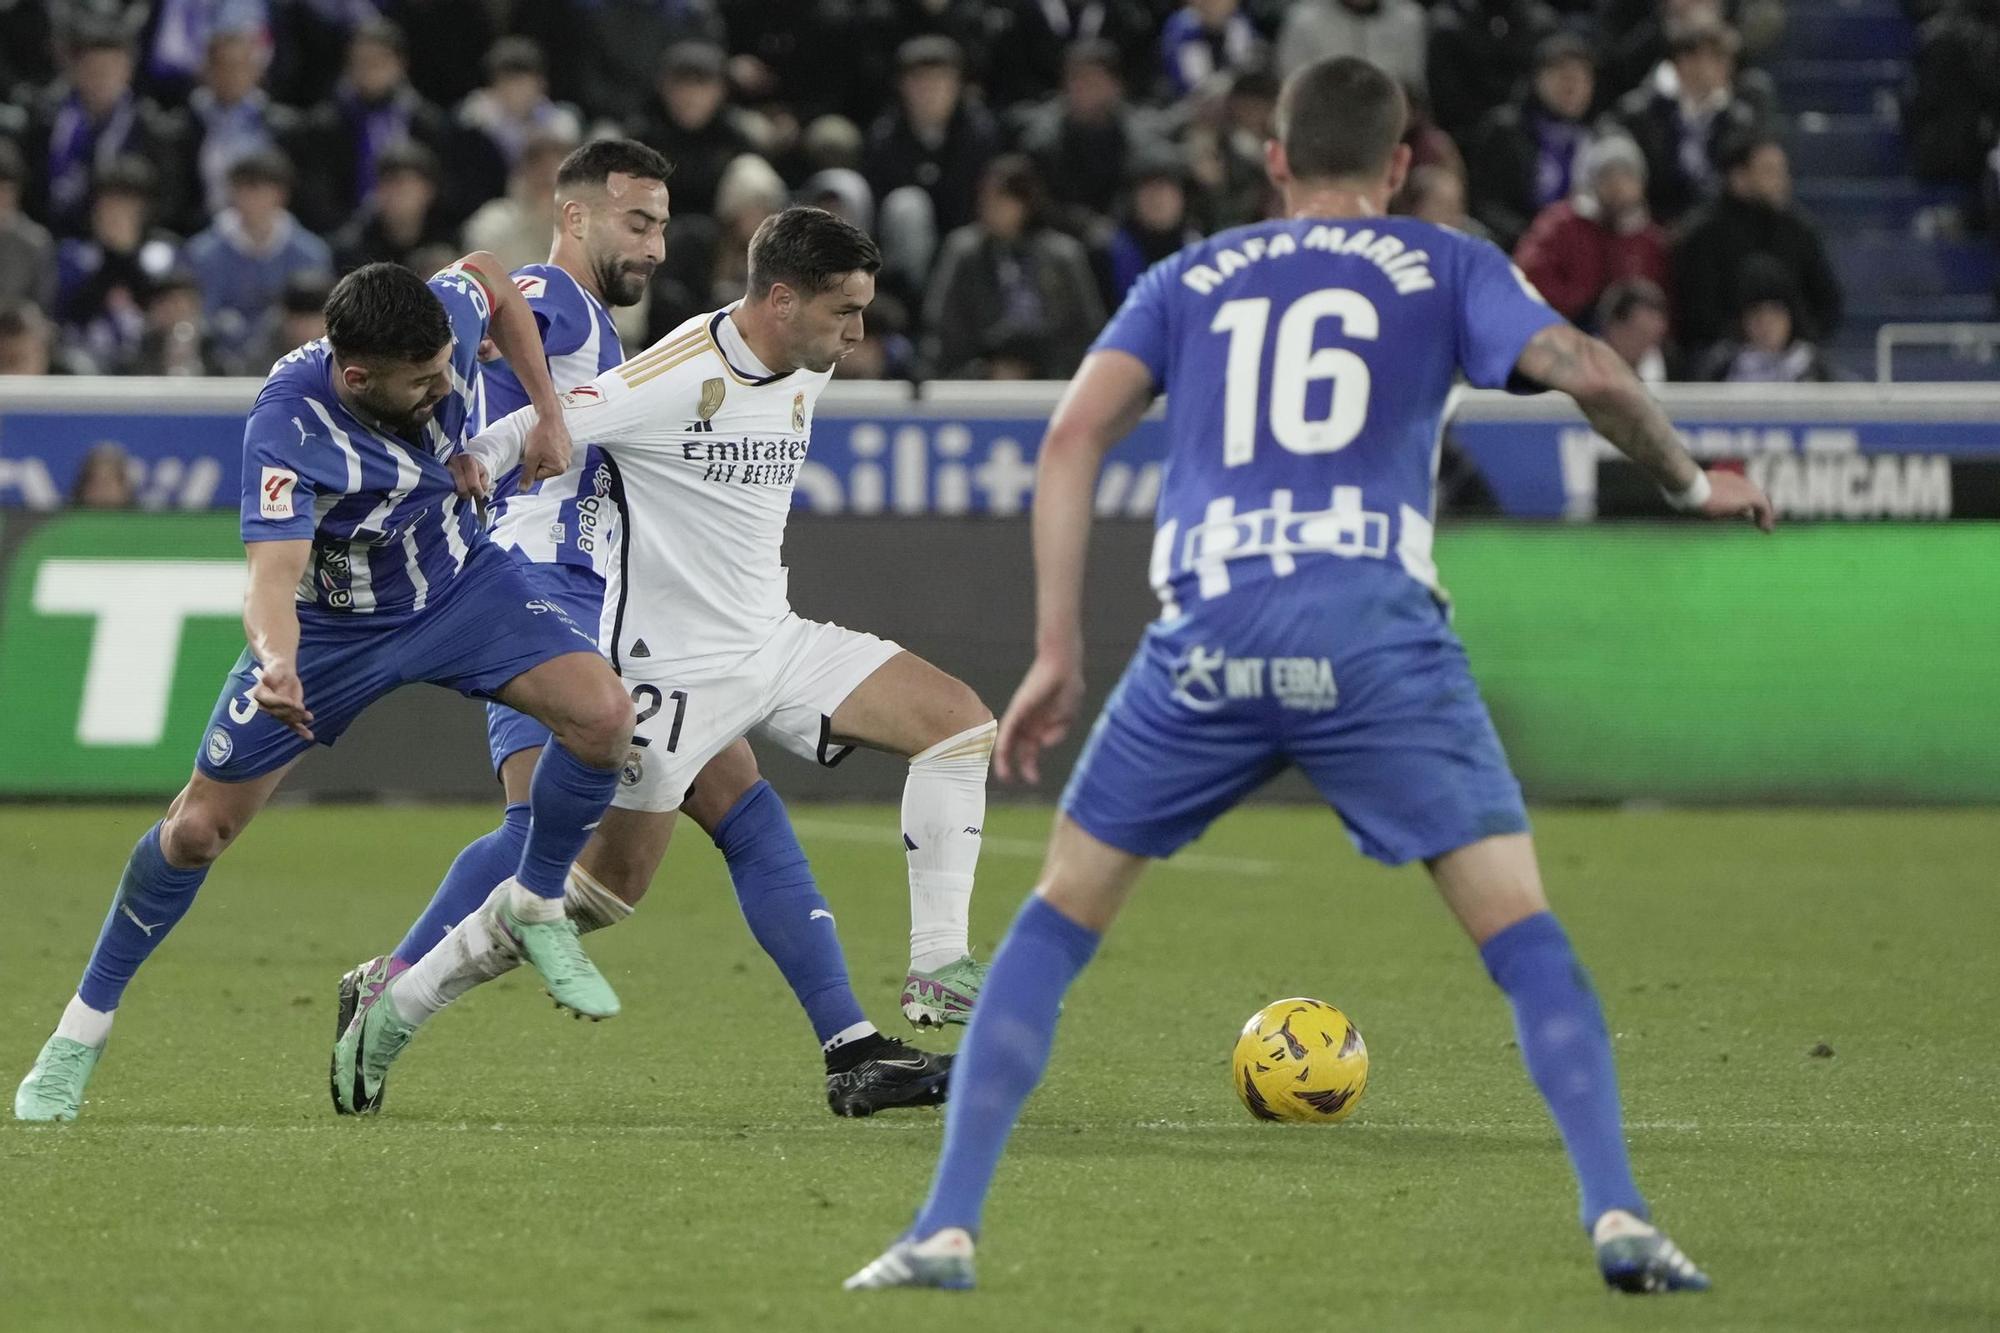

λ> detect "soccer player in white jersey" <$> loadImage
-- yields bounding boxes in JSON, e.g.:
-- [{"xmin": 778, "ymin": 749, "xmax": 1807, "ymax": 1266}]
[
  {"xmin": 849, "ymin": 58, "xmax": 1774, "ymax": 1294},
  {"xmin": 338, "ymin": 207, "xmax": 993, "ymax": 1113},
  {"xmin": 331, "ymin": 149, "xmax": 953, "ymax": 1118}
]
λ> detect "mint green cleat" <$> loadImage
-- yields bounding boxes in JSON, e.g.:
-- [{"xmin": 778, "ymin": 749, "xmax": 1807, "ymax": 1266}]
[
  {"xmin": 331, "ymin": 956, "xmax": 415, "ymax": 1116},
  {"xmin": 901, "ymin": 955, "xmax": 988, "ymax": 1028},
  {"xmin": 16, "ymin": 1034, "xmax": 102, "ymax": 1122},
  {"xmin": 498, "ymin": 897, "xmax": 620, "ymax": 1020},
  {"xmin": 845, "ymin": 1228, "xmax": 977, "ymax": 1291}
]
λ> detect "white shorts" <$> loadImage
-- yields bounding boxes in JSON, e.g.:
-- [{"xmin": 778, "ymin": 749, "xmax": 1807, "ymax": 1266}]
[{"xmin": 612, "ymin": 615, "xmax": 904, "ymax": 813}]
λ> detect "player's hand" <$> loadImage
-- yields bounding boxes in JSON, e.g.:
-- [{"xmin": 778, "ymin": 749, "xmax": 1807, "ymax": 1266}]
[
  {"xmin": 995, "ymin": 652, "xmax": 1086, "ymax": 786},
  {"xmin": 521, "ymin": 412, "xmax": 573, "ymax": 486},
  {"xmin": 475, "ymin": 337, "xmax": 501, "ymax": 363},
  {"xmin": 251, "ymin": 660, "xmax": 315, "ymax": 742},
  {"xmin": 1700, "ymin": 468, "xmax": 1777, "ymax": 532},
  {"xmin": 449, "ymin": 452, "xmax": 490, "ymax": 499}
]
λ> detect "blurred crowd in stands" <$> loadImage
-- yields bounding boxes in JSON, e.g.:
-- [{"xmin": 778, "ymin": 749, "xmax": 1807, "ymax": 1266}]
[{"xmin": 0, "ymin": 0, "xmax": 1870, "ymax": 388}]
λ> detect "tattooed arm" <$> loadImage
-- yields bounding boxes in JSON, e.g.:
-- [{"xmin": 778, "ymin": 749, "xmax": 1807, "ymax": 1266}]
[{"xmin": 1514, "ymin": 322, "xmax": 1775, "ymax": 531}]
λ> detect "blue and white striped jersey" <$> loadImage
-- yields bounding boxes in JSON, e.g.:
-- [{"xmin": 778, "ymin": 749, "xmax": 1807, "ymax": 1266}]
[
  {"xmin": 485, "ymin": 263, "xmax": 625, "ymax": 579},
  {"xmin": 239, "ymin": 267, "xmax": 493, "ymax": 621}
]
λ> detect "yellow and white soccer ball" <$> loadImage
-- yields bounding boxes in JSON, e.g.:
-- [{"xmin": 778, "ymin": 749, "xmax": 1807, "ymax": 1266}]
[{"xmin": 1232, "ymin": 997, "xmax": 1369, "ymax": 1124}]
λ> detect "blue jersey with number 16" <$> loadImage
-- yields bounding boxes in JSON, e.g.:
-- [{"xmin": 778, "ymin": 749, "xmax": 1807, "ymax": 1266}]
[{"xmin": 1092, "ymin": 216, "xmax": 1562, "ymax": 615}]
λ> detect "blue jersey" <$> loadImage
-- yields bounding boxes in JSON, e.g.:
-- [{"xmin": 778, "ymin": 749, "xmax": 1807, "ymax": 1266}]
[
  {"xmin": 1093, "ymin": 216, "xmax": 1562, "ymax": 614},
  {"xmin": 485, "ymin": 263, "xmax": 625, "ymax": 577},
  {"xmin": 239, "ymin": 267, "xmax": 493, "ymax": 621}
]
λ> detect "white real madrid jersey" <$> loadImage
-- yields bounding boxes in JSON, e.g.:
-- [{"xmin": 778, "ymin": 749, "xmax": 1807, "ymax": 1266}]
[{"xmin": 468, "ymin": 306, "xmax": 833, "ymax": 669}]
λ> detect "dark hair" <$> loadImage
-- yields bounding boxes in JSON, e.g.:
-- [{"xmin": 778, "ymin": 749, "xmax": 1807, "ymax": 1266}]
[
  {"xmin": 1535, "ymin": 32, "xmax": 1594, "ymax": 72},
  {"xmin": 1718, "ymin": 130, "xmax": 1782, "ymax": 176},
  {"xmin": 660, "ymin": 40, "xmax": 725, "ymax": 82},
  {"xmin": 556, "ymin": 138, "xmax": 673, "ymax": 191},
  {"xmin": 1276, "ymin": 57, "xmax": 1408, "ymax": 183},
  {"xmin": 282, "ymin": 272, "xmax": 334, "ymax": 316},
  {"xmin": 325, "ymin": 262, "xmax": 452, "ymax": 364},
  {"xmin": 1066, "ymin": 37, "xmax": 1123, "ymax": 77},
  {"xmin": 71, "ymin": 16, "xmax": 136, "ymax": 56},
  {"xmin": 746, "ymin": 206, "xmax": 881, "ymax": 299},
  {"xmin": 1666, "ymin": 18, "xmax": 1738, "ymax": 60},
  {"xmin": 95, "ymin": 155, "xmax": 157, "ymax": 200},
  {"xmin": 228, "ymin": 148, "xmax": 295, "ymax": 190},
  {"xmin": 1597, "ymin": 277, "xmax": 1669, "ymax": 327},
  {"xmin": 485, "ymin": 36, "xmax": 544, "ymax": 81},
  {"xmin": 981, "ymin": 153, "xmax": 1048, "ymax": 224}
]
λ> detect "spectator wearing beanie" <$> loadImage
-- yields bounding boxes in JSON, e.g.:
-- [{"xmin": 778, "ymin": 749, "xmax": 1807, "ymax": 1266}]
[
  {"xmin": 865, "ymin": 36, "xmax": 1003, "ymax": 274},
  {"xmin": 1514, "ymin": 134, "xmax": 1669, "ymax": 325},
  {"xmin": 1696, "ymin": 256, "xmax": 1842, "ymax": 383},
  {"xmin": 182, "ymin": 148, "xmax": 332, "ymax": 361},
  {"xmin": 1466, "ymin": 32, "xmax": 1597, "ymax": 252}
]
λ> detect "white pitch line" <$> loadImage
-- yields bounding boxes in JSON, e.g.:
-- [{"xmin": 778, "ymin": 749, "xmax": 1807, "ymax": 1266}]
[{"xmin": 789, "ymin": 817, "xmax": 1283, "ymax": 878}]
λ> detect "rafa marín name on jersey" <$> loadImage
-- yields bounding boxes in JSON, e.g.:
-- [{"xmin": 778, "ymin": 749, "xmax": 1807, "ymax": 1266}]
[{"xmin": 1180, "ymin": 225, "xmax": 1436, "ymax": 298}]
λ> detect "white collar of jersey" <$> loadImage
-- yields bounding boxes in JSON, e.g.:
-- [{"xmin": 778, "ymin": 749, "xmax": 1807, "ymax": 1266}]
[{"xmin": 709, "ymin": 306, "xmax": 789, "ymax": 385}]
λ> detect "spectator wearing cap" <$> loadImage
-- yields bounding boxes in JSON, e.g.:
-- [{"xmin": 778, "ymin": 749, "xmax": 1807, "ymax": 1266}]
[
  {"xmin": 1513, "ymin": 134, "xmax": 1668, "ymax": 325},
  {"xmin": 1465, "ymin": 32, "xmax": 1597, "ymax": 251},
  {"xmin": 1015, "ymin": 40, "xmax": 1170, "ymax": 238},
  {"xmin": 27, "ymin": 19, "xmax": 191, "ymax": 237},
  {"xmin": 184, "ymin": 24, "xmax": 298, "ymax": 229},
  {"xmin": 1276, "ymin": 0, "xmax": 1428, "ymax": 102},
  {"xmin": 183, "ymin": 149, "xmax": 333, "ymax": 360},
  {"xmin": 1098, "ymin": 155, "xmax": 1202, "ymax": 305},
  {"xmin": 923, "ymin": 154, "xmax": 1106, "ymax": 380},
  {"xmin": 1696, "ymin": 256, "xmax": 1842, "ymax": 383},
  {"xmin": 0, "ymin": 142, "xmax": 57, "ymax": 313},
  {"xmin": 462, "ymin": 131, "xmax": 574, "ymax": 275},
  {"xmin": 865, "ymin": 36, "xmax": 1003, "ymax": 276},
  {"xmin": 1597, "ymin": 277, "xmax": 1679, "ymax": 383},
  {"xmin": 1613, "ymin": 17, "xmax": 1763, "ymax": 225},
  {"xmin": 334, "ymin": 142, "xmax": 456, "ymax": 275},
  {"xmin": 130, "ymin": 267, "xmax": 230, "ymax": 375},
  {"xmin": 1424, "ymin": 0, "xmax": 1560, "ymax": 137},
  {"xmin": 629, "ymin": 42, "xmax": 759, "ymax": 220},
  {"xmin": 447, "ymin": 38, "xmax": 583, "ymax": 225},
  {"xmin": 245, "ymin": 270, "xmax": 332, "ymax": 372},
  {"xmin": 983, "ymin": 0, "xmax": 1156, "ymax": 108},
  {"xmin": 55, "ymin": 158, "xmax": 182, "ymax": 373},
  {"xmin": 1161, "ymin": 0, "xmax": 1266, "ymax": 98},
  {"xmin": 1672, "ymin": 132, "xmax": 1841, "ymax": 358},
  {"xmin": 291, "ymin": 19, "xmax": 451, "ymax": 235}
]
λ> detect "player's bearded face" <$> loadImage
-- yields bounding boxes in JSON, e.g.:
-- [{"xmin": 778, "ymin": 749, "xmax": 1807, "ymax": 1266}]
[
  {"xmin": 348, "ymin": 347, "xmax": 454, "ymax": 432},
  {"xmin": 586, "ymin": 174, "xmax": 670, "ymax": 308},
  {"xmin": 786, "ymin": 271, "xmax": 875, "ymax": 373}
]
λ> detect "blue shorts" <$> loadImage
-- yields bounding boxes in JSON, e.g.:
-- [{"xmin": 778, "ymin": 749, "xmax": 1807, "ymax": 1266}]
[
  {"xmin": 196, "ymin": 540, "xmax": 602, "ymax": 782},
  {"xmin": 483, "ymin": 561, "xmax": 608, "ymax": 775},
  {"xmin": 1060, "ymin": 564, "xmax": 1529, "ymax": 866}
]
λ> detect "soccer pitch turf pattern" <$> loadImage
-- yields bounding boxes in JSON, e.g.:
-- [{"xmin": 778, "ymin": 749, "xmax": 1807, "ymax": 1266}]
[{"xmin": 3, "ymin": 804, "xmax": 1995, "ymax": 1332}]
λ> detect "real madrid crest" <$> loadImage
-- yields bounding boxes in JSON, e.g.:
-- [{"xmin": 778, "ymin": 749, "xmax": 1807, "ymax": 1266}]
[{"xmin": 791, "ymin": 390, "xmax": 806, "ymax": 432}]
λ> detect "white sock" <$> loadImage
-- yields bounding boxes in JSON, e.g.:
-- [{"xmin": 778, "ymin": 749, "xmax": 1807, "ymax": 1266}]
[
  {"xmin": 1592, "ymin": 1209, "xmax": 1655, "ymax": 1245},
  {"xmin": 392, "ymin": 886, "xmax": 520, "ymax": 1026},
  {"xmin": 901, "ymin": 720, "xmax": 994, "ymax": 972},
  {"xmin": 506, "ymin": 875, "xmax": 564, "ymax": 924},
  {"xmin": 390, "ymin": 868, "xmax": 636, "ymax": 1026},
  {"xmin": 56, "ymin": 994, "xmax": 114, "ymax": 1048},
  {"xmin": 821, "ymin": 1021, "xmax": 878, "ymax": 1054}
]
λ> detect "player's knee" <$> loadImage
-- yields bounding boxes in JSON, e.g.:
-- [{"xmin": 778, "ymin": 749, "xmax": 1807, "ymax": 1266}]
[
  {"xmin": 920, "ymin": 677, "xmax": 993, "ymax": 750},
  {"xmin": 159, "ymin": 804, "xmax": 236, "ymax": 868},
  {"xmin": 564, "ymin": 674, "xmax": 634, "ymax": 766}
]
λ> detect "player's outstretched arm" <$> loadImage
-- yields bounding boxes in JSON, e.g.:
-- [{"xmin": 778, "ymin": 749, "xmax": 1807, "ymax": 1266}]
[
  {"xmin": 997, "ymin": 350, "xmax": 1156, "ymax": 784},
  {"xmin": 242, "ymin": 537, "xmax": 315, "ymax": 740},
  {"xmin": 455, "ymin": 250, "xmax": 572, "ymax": 485},
  {"xmin": 458, "ymin": 359, "xmax": 677, "ymax": 498},
  {"xmin": 1514, "ymin": 323, "xmax": 1775, "ymax": 531}
]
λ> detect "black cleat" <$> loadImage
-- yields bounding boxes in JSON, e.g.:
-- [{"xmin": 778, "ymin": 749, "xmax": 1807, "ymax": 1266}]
[
  {"xmin": 826, "ymin": 1035, "xmax": 953, "ymax": 1118},
  {"xmin": 328, "ymin": 961, "xmax": 365, "ymax": 1115}
]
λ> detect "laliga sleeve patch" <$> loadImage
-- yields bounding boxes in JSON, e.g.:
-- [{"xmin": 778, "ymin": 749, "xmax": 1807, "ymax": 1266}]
[
  {"xmin": 515, "ymin": 274, "xmax": 548, "ymax": 300},
  {"xmin": 560, "ymin": 384, "xmax": 605, "ymax": 408},
  {"xmin": 259, "ymin": 466, "xmax": 298, "ymax": 519}
]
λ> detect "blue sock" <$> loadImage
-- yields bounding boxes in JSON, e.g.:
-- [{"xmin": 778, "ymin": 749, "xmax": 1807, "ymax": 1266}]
[
  {"xmin": 1480, "ymin": 911, "xmax": 1648, "ymax": 1230},
  {"xmin": 77, "ymin": 824, "xmax": 210, "ymax": 1013},
  {"xmin": 912, "ymin": 895, "xmax": 1100, "ymax": 1238},
  {"xmin": 712, "ymin": 781, "xmax": 867, "ymax": 1046},
  {"xmin": 394, "ymin": 802, "xmax": 531, "ymax": 965},
  {"xmin": 516, "ymin": 739, "xmax": 618, "ymax": 897}
]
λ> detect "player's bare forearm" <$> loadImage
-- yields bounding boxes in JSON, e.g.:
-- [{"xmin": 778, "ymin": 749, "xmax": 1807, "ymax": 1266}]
[
  {"xmin": 1031, "ymin": 352, "xmax": 1158, "ymax": 660},
  {"xmin": 1514, "ymin": 323, "xmax": 1698, "ymax": 492},
  {"xmin": 241, "ymin": 539, "xmax": 308, "ymax": 668},
  {"xmin": 459, "ymin": 250, "xmax": 560, "ymax": 416}
]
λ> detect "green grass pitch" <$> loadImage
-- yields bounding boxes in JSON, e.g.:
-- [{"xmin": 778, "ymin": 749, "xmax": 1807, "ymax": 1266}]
[{"xmin": 3, "ymin": 802, "xmax": 1996, "ymax": 1332}]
